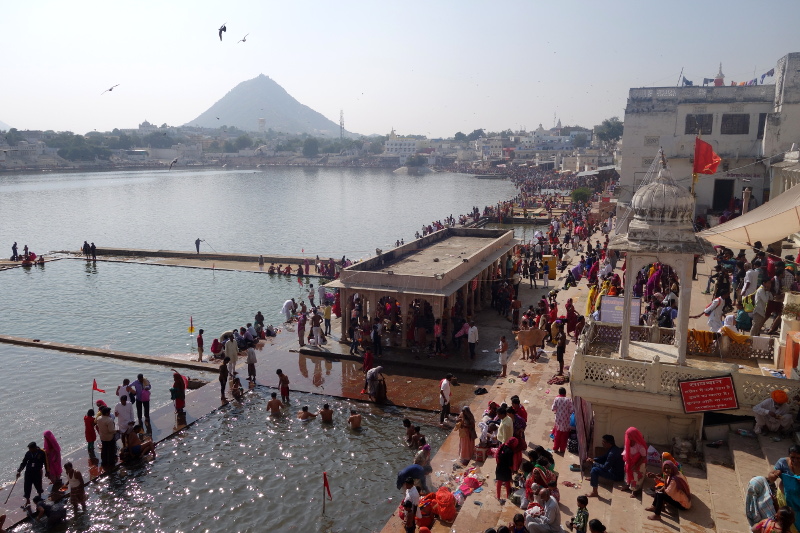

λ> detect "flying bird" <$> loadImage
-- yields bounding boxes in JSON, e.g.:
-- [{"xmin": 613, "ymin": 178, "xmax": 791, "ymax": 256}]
[
  {"xmin": 101, "ymin": 84, "xmax": 120, "ymax": 95},
  {"xmin": 218, "ymin": 23, "xmax": 227, "ymax": 41},
  {"xmin": 169, "ymin": 158, "xmax": 178, "ymax": 171},
  {"xmin": 238, "ymin": 33, "xmax": 249, "ymax": 43}
]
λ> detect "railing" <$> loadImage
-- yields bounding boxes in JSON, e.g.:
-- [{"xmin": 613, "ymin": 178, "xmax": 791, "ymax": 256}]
[
  {"xmin": 629, "ymin": 85, "xmax": 774, "ymax": 102},
  {"xmin": 571, "ymin": 351, "xmax": 797, "ymax": 410},
  {"xmin": 584, "ymin": 320, "xmax": 773, "ymax": 360},
  {"xmin": 572, "ymin": 318, "xmax": 789, "ymax": 411}
]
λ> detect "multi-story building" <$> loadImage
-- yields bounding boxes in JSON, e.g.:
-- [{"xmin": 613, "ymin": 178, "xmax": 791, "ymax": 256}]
[
  {"xmin": 618, "ymin": 52, "xmax": 800, "ymax": 220},
  {"xmin": 384, "ymin": 129, "xmax": 420, "ymax": 164}
]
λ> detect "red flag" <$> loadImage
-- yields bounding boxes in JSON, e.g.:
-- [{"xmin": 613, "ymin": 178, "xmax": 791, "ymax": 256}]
[
  {"xmin": 323, "ymin": 472, "xmax": 332, "ymax": 500},
  {"xmin": 693, "ymin": 138, "xmax": 721, "ymax": 175},
  {"xmin": 92, "ymin": 379, "xmax": 105, "ymax": 393}
]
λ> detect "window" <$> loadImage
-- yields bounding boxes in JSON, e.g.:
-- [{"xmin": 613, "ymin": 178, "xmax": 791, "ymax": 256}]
[
  {"xmin": 642, "ymin": 157, "xmax": 654, "ymax": 167},
  {"xmin": 721, "ymin": 114, "xmax": 750, "ymax": 135},
  {"xmin": 644, "ymin": 136, "xmax": 660, "ymax": 146},
  {"xmin": 685, "ymin": 114, "xmax": 713, "ymax": 135},
  {"xmin": 757, "ymin": 113, "xmax": 767, "ymax": 140}
]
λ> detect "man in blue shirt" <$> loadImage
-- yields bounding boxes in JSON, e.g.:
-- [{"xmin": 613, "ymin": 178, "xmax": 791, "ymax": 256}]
[
  {"xmin": 585, "ymin": 434, "xmax": 625, "ymax": 498},
  {"xmin": 396, "ymin": 464, "xmax": 432, "ymax": 493}
]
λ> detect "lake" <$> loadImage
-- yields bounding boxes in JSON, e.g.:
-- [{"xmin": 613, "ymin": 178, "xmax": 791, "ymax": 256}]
[{"xmin": 0, "ymin": 168, "xmax": 516, "ymax": 259}]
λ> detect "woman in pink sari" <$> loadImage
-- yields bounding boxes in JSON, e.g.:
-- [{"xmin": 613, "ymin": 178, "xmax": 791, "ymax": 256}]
[
  {"xmin": 623, "ymin": 427, "xmax": 648, "ymax": 497},
  {"xmin": 43, "ymin": 430, "xmax": 62, "ymax": 488},
  {"xmin": 456, "ymin": 406, "xmax": 477, "ymax": 466}
]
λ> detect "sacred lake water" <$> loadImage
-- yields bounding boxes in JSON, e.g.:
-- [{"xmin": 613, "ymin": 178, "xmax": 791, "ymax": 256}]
[{"xmin": 0, "ymin": 167, "xmax": 516, "ymax": 258}]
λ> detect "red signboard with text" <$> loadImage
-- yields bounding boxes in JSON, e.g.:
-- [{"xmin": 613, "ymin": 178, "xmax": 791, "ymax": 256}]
[{"xmin": 679, "ymin": 375, "xmax": 739, "ymax": 413}]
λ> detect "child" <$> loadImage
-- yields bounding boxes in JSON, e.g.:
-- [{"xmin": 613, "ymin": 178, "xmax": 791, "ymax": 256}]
[
  {"xmin": 567, "ymin": 495, "xmax": 589, "ymax": 533},
  {"xmin": 231, "ymin": 378, "xmax": 244, "ymax": 402},
  {"xmin": 410, "ymin": 426, "xmax": 425, "ymax": 449},
  {"xmin": 735, "ymin": 302, "xmax": 752, "ymax": 332},
  {"xmin": 403, "ymin": 418, "xmax": 414, "ymax": 444},
  {"xmin": 509, "ymin": 513, "xmax": 526, "ymax": 533},
  {"xmin": 401, "ymin": 499, "xmax": 415, "ymax": 533},
  {"xmin": 84, "ymin": 409, "xmax": 97, "ymax": 456},
  {"xmin": 246, "ymin": 347, "xmax": 257, "ymax": 382}
]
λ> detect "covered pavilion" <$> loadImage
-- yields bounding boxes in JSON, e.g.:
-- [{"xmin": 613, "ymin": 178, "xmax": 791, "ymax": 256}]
[{"xmin": 324, "ymin": 228, "xmax": 517, "ymax": 347}]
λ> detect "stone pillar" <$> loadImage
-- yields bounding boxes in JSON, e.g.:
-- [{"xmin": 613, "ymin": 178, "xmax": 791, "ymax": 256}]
[
  {"xmin": 340, "ymin": 288, "xmax": 349, "ymax": 340},
  {"xmin": 620, "ymin": 254, "xmax": 638, "ymax": 359},
  {"xmin": 367, "ymin": 291, "xmax": 378, "ymax": 322},
  {"xmin": 675, "ymin": 256, "xmax": 693, "ymax": 365},
  {"xmin": 400, "ymin": 294, "xmax": 409, "ymax": 348}
]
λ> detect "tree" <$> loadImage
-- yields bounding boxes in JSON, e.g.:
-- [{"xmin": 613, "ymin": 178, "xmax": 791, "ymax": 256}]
[
  {"xmin": 499, "ymin": 129, "xmax": 514, "ymax": 138},
  {"xmin": 465, "ymin": 129, "xmax": 485, "ymax": 142},
  {"xmin": 453, "ymin": 131, "xmax": 467, "ymax": 141},
  {"xmin": 571, "ymin": 187, "xmax": 593, "ymax": 204},
  {"xmin": 4, "ymin": 128, "xmax": 25, "ymax": 146},
  {"xmin": 223, "ymin": 141, "xmax": 236, "ymax": 153},
  {"xmin": 594, "ymin": 117, "xmax": 623, "ymax": 144},
  {"xmin": 572, "ymin": 133, "xmax": 589, "ymax": 148},
  {"xmin": 234, "ymin": 134, "xmax": 253, "ymax": 150},
  {"xmin": 302, "ymin": 137, "xmax": 319, "ymax": 157}
]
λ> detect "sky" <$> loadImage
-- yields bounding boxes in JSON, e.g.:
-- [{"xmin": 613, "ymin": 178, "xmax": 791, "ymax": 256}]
[{"xmin": 1, "ymin": 0, "xmax": 797, "ymax": 138}]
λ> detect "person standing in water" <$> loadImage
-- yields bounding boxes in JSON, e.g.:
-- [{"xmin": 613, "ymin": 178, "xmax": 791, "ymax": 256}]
[
  {"xmin": 266, "ymin": 392, "xmax": 284, "ymax": 415},
  {"xmin": 277, "ymin": 369, "xmax": 290, "ymax": 404}
]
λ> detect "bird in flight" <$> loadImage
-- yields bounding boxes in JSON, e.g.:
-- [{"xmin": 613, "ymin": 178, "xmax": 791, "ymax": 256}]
[
  {"xmin": 101, "ymin": 84, "xmax": 120, "ymax": 95},
  {"xmin": 169, "ymin": 158, "xmax": 178, "ymax": 171},
  {"xmin": 218, "ymin": 23, "xmax": 227, "ymax": 41},
  {"xmin": 238, "ymin": 33, "xmax": 249, "ymax": 43}
]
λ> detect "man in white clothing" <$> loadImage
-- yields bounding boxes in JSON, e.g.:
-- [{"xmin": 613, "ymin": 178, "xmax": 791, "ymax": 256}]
[
  {"xmin": 114, "ymin": 396, "xmax": 135, "ymax": 448},
  {"xmin": 753, "ymin": 389, "xmax": 794, "ymax": 435},
  {"xmin": 467, "ymin": 322, "xmax": 479, "ymax": 360},
  {"xmin": 525, "ymin": 488, "xmax": 561, "ymax": 532},
  {"xmin": 691, "ymin": 296, "xmax": 724, "ymax": 332},
  {"xmin": 750, "ymin": 279, "xmax": 772, "ymax": 336},
  {"xmin": 741, "ymin": 261, "xmax": 760, "ymax": 298},
  {"xmin": 281, "ymin": 298, "xmax": 295, "ymax": 322}
]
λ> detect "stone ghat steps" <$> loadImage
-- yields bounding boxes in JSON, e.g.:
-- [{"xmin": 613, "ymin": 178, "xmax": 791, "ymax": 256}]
[{"xmin": 704, "ymin": 436, "xmax": 757, "ymax": 532}]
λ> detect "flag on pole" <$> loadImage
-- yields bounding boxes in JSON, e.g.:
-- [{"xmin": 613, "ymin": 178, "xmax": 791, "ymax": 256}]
[
  {"xmin": 693, "ymin": 137, "xmax": 721, "ymax": 175},
  {"xmin": 188, "ymin": 316, "xmax": 196, "ymax": 334},
  {"xmin": 323, "ymin": 472, "xmax": 332, "ymax": 500},
  {"xmin": 92, "ymin": 379, "xmax": 105, "ymax": 393}
]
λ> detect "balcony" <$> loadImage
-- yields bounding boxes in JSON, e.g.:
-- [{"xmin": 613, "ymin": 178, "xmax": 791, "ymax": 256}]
[{"xmin": 570, "ymin": 319, "xmax": 791, "ymax": 414}]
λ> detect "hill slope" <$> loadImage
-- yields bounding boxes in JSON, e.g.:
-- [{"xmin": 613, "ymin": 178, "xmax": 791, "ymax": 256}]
[{"xmin": 185, "ymin": 74, "xmax": 348, "ymax": 136}]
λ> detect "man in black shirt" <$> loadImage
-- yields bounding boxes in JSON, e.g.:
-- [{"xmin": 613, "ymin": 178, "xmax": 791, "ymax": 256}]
[{"xmin": 16, "ymin": 441, "xmax": 47, "ymax": 506}]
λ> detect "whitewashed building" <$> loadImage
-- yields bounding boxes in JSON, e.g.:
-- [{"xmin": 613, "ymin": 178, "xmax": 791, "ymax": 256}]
[{"xmin": 618, "ymin": 52, "xmax": 800, "ymax": 219}]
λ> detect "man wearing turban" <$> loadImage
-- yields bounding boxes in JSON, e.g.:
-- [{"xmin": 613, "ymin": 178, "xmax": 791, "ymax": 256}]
[{"xmin": 753, "ymin": 390, "xmax": 794, "ymax": 435}]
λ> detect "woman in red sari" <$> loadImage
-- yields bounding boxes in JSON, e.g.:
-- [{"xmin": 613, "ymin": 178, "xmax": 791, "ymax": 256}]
[{"xmin": 565, "ymin": 298, "xmax": 578, "ymax": 336}]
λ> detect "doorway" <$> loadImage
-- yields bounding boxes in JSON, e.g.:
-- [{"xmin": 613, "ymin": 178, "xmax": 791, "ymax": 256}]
[{"xmin": 713, "ymin": 179, "xmax": 734, "ymax": 212}]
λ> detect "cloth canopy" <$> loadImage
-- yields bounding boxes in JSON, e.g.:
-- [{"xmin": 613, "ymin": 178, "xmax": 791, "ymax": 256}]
[{"xmin": 698, "ymin": 183, "xmax": 800, "ymax": 248}]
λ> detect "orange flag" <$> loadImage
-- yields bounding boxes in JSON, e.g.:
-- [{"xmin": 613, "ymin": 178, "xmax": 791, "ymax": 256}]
[
  {"xmin": 92, "ymin": 379, "xmax": 105, "ymax": 393},
  {"xmin": 323, "ymin": 472, "xmax": 332, "ymax": 500},
  {"xmin": 693, "ymin": 137, "xmax": 721, "ymax": 175}
]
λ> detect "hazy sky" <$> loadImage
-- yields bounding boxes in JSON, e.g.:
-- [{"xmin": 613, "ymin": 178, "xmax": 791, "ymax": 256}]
[{"xmin": 1, "ymin": 1, "xmax": 796, "ymax": 138}]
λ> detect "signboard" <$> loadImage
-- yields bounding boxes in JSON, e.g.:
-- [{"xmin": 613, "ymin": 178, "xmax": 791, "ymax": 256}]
[
  {"xmin": 679, "ymin": 375, "xmax": 739, "ymax": 413},
  {"xmin": 599, "ymin": 296, "xmax": 640, "ymax": 326}
]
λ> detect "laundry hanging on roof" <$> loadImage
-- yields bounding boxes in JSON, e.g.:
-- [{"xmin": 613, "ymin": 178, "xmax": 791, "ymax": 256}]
[
  {"xmin": 682, "ymin": 76, "xmax": 694, "ymax": 87},
  {"xmin": 739, "ymin": 81, "xmax": 747, "ymax": 86},
  {"xmin": 703, "ymin": 77, "xmax": 715, "ymax": 86},
  {"xmin": 761, "ymin": 68, "xmax": 775, "ymax": 84}
]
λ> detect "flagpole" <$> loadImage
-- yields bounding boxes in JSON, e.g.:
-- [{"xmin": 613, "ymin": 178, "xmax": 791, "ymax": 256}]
[{"xmin": 677, "ymin": 67, "xmax": 684, "ymax": 87}]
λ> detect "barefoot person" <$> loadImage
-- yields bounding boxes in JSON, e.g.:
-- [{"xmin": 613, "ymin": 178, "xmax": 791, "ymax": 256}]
[
  {"xmin": 348, "ymin": 409, "xmax": 362, "ymax": 429},
  {"xmin": 496, "ymin": 335, "xmax": 509, "ymax": 378},
  {"xmin": 127, "ymin": 425, "xmax": 156, "ymax": 459},
  {"xmin": 64, "ymin": 462, "xmax": 87, "ymax": 514},
  {"xmin": 298, "ymin": 406, "xmax": 318, "ymax": 420},
  {"xmin": 645, "ymin": 460, "xmax": 691, "ymax": 521},
  {"xmin": 584, "ymin": 434, "xmax": 624, "ymax": 498},
  {"xmin": 277, "ymin": 369, "xmax": 290, "ymax": 404},
  {"xmin": 266, "ymin": 392, "xmax": 284, "ymax": 415},
  {"xmin": 319, "ymin": 404, "xmax": 334, "ymax": 423},
  {"xmin": 16, "ymin": 441, "xmax": 47, "ymax": 507}
]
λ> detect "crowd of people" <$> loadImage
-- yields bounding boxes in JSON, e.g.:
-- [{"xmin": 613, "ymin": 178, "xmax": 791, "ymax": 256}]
[{"xmin": 691, "ymin": 241, "xmax": 799, "ymax": 338}]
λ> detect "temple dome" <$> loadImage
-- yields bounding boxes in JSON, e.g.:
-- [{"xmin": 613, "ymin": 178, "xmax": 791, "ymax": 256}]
[{"xmin": 630, "ymin": 166, "xmax": 695, "ymax": 226}]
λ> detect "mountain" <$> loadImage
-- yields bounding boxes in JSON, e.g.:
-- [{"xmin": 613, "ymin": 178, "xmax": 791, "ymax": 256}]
[
  {"xmin": 0, "ymin": 119, "xmax": 11, "ymax": 131},
  {"xmin": 185, "ymin": 74, "xmax": 350, "ymax": 137}
]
